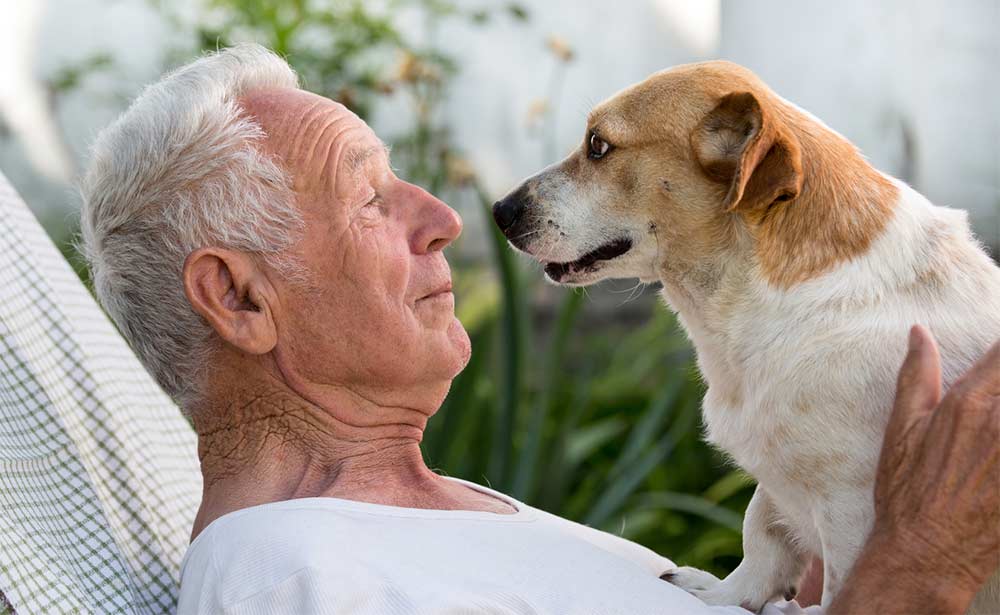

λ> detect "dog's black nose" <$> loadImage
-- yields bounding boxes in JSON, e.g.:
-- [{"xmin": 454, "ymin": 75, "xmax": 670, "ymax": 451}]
[{"xmin": 492, "ymin": 195, "xmax": 525, "ymax": 233}]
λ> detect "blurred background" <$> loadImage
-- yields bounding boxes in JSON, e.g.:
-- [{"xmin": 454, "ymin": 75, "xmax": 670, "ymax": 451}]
[{"xmin": 1, "ymin": 0, "xmax": 997, "ymax": 577}]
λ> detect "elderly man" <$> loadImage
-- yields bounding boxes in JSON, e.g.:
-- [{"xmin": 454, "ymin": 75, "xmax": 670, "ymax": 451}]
[{"xmin": 79, "ymin": 45, "xmax": 998, "ymax": 615}]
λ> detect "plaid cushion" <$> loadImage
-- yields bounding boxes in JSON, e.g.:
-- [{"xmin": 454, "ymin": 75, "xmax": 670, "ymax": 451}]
[{"xmin": 0, "ymin": 172, "xmax": 202, "ymax": 614}]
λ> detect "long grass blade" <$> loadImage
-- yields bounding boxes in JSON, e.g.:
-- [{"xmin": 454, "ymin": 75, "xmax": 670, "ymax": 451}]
[
  {"xmin": 477, "ymin": 183, "xmax": 528, "ymax": 488},
  {"xmin": 703, "ymin": 470, "xmax": 756, "ymax": 504},
  {"xmin": 583, "ymin": 393, "xmax": 698, "ymax": 527},
  {"xmin": 511, "ymin": 290, "xmax": 584, "ymax": 499},
  {"xmin": 606, "ymin": 377, "xmax": 684, "ymax": 480},
  {"xmin": 634, "ymin": 491, "xmax": 744, "ymax": 532}
]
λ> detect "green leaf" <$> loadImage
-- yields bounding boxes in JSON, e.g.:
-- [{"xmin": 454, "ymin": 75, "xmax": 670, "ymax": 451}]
[
  {"xmin": 703, "ymin": 470, "xmax": 756, "ymax": 504},
  {"xmin": 511, "ymin": 289, "xmax": 584, "ymax": 499},
  {"xmin": 607, "ymin": 377, "xmax": 683, "ymax": 480},
  {"xmin": 634, "ymin": 491, "xmax": 744, "ymax": 532},
  {"xmin": 507, "ymin": 3, "xmax": 530, "ymax": 21},
  {"xmin": 565, "ymin": 417, "xmax": 628, "ymax": 464},
  {"xmin": 477, "ymin": 184, "xmax": 529, "ymax": 488},
  {"xmin": 583, "ymin": 428, "xmax": 675, "ymax": 527}
]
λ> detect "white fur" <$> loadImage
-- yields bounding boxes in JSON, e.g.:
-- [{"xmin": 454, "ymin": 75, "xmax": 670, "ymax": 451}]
[{"xmin": 661, "ymin": 178, "xmax": 1000, "ymax": 612}]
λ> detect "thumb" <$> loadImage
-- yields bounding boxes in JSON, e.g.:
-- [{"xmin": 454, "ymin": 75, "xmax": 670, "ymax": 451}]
[{"xmin": 890, "ymin": 325, "xmax": 943, "ymax": 431}]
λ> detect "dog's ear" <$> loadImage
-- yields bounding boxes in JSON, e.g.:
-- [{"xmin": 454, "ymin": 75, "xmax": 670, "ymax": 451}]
[{"xmin": 691, "ymin": 91, "xmax": 802, "ymax": 213}]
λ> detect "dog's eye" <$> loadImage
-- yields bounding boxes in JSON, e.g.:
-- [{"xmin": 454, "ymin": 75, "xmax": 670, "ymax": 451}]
[{"xmin": 588, "ymin": 132, "xmax": 611, "ymax": 159}]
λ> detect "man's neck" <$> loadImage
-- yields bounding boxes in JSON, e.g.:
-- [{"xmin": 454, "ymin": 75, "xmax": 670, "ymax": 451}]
[{"xmin": 189, "ymin": 377, "xmax": 513, "ymax": 540}]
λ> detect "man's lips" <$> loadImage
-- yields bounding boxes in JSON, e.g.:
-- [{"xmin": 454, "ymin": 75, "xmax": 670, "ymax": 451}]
[{"xmin": 418, "ymin": 281, "xmax": 453, "ymax": 301}]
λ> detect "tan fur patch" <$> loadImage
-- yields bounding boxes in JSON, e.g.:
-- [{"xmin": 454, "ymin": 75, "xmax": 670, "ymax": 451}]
[
  {"xmin": 749, "ymin": 102, "xmax": 899, "ymax": 288},
  {"xmin": 594, "ymin": 61, "xmax": 899, "ymax": 289},
  {"xmin": 673, "ymin": 62, "xmax": 899, "ymax": 288}
]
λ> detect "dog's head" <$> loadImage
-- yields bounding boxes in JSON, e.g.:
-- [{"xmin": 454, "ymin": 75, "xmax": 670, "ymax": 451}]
[{"xmin": 493, "ymin": 61, "xmax": 805, "ymax": 286}]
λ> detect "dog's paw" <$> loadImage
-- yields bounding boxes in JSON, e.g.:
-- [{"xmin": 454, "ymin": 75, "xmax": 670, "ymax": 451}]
[
  {"xmin": 661, "ymin": 566, "xmax": 721, "ymax": 592},
  {"xmin": 662, "ymin": 566, "xmax": 787, "ymax": 613}
]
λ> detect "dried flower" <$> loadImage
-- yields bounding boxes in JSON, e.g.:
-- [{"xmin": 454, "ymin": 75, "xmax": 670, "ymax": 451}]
[
  {"xmin": 445, "ymin": 153, "xmax": 477, "ymax": 186},
  {"xmin": 525, "ymin": 98, "xmax": 549, "ymax": 128},
  {"xmin": 335, "ymin": 86, "xmax": 358, "ymax": 111},
  {"xmin": 394, "ymin": 51, "xmax": 441, "ymax": 85},
  {"xmin": 546, "ymin": 35, "xmax": 575, "ymax": 62},
  {"xmin": 395, "ymin": 52, "xmax": 420, "ymax": 83}
]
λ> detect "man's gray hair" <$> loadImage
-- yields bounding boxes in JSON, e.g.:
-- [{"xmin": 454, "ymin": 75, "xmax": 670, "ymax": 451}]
[{"xmin": 79, "ymin": 44, "xmax": 303, "ymax": 410}]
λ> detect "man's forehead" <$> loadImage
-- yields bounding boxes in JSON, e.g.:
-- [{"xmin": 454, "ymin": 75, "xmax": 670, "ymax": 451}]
[
  {"xmin": 239, "ymin": 88, "xmax": 347, "ymax": 129},
  {"xmin": 343, "ymin": 141, "xmax": 392, "ymax": 175},
  {"xmin": 238, "ymin": 87, "xmax": 387, "ymax": 191}
]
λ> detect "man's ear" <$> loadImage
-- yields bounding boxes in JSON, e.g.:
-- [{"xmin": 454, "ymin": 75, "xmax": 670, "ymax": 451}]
[
  {"xmin": 691, "ymin": 91, "xmax": 803, "ymax": 213},
  {"xmin": 182, "ymin": 248, "xmax": 278, "ymax": 355}
]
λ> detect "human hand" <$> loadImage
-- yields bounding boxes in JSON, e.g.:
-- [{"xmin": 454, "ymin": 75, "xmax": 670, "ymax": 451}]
[{"xmin": 873, "ymin": 325, "xmax": 1000, "ymax": 594}]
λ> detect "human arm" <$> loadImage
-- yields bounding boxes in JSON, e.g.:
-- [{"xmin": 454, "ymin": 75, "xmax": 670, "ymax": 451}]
[{"xmin": 829, "ymin": 326, "xmax": 1000, "ymax": 615}]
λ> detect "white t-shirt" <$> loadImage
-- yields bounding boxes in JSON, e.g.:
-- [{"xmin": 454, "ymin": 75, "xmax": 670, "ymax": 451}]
[{"xmin": 178, "ymin": 478, "xmax": 819, "ymax": 615}]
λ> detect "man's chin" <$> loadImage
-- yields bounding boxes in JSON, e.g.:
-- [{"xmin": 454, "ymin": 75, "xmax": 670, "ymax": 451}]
[{"xmin": 446, "ymin": 317, "xmax": 472, "ymax": 372}]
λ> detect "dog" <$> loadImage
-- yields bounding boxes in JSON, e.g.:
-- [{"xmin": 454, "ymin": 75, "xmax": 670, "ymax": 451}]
[{"xmin": 492, "ymin": 61, "xmax": 1000, "ymax": 613}]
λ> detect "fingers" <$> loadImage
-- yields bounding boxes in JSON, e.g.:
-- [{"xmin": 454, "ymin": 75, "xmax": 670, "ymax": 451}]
[{"xmin": 890, "ymin": 325, "xmax": 943, "ymax": 430}]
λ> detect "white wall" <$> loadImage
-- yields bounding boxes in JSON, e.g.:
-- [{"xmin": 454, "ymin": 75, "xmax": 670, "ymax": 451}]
[
  {"xmin": 0, "ymin": 0, "xmax": 171, "ymax": 228},
  {"xmin": 720, "ymin": 0, "xmax": 999, "ymax": 246},
  {"xmin": 421, "ymin": 0, "xmax": 707, "ymax": 196}
]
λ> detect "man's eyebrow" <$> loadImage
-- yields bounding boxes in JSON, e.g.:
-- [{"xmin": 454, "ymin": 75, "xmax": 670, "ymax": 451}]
[{"xmin": 344, "ymin": 141, "xmax": 392, "ymax": 175}]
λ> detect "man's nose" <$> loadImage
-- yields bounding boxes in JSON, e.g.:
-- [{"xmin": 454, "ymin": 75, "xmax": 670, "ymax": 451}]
[
  {"xmin": 412, "ymin": 186, "xmax": 462, "ymax": 253},
  {"xmin": 492, "ymin": 188, "xmax": 527, "ymax": 235}
]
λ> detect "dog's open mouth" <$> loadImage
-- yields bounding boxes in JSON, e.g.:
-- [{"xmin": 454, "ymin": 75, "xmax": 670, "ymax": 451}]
[{"xmin": 543, "ymin": 238, "xmax": 633, "ymax": 282}]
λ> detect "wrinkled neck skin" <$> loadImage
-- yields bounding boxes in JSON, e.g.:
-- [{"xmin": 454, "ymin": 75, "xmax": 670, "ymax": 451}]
[{"xmin": 188, "ymin": 350, "xmax": 513, "ymax": 541}]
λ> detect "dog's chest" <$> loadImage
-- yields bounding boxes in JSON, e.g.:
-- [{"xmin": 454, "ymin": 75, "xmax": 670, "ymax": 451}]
[
  {"xmin": 701, "ymin": 376, "xmax": 823, "ymax": 484},
  {"xmin": 694, "ymin": 326, "xmax": 889, "ymax": 493}
]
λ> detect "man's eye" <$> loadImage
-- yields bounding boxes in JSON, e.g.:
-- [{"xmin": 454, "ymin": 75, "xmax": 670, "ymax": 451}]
[
  {"xmin": 358, "ymin": 194, "xmax": 386, "ymax": 218},
  {"xmin": 588, "ymin": 132, "xmax": 611, "ymax": 159}
]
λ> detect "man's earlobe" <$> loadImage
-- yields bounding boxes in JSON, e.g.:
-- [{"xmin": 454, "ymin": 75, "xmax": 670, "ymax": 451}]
[
  {"xmin": 182, "ymin": 248, "xmax": 278, "ymax": 355},
  {"xmin": 691, "ymin": 91, "xmax": 803, "ymax": 213}
]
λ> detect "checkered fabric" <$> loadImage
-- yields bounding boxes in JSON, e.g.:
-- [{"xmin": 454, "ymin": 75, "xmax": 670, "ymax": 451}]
[{"xmin": 0, "ymin": 171, "xmax": 202, "ymax": 614}]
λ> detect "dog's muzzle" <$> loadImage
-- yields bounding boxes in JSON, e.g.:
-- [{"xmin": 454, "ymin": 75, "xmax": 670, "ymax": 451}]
[{"xmin": 492, "ymin": 184, "xmax": 529, "ymax": 240}]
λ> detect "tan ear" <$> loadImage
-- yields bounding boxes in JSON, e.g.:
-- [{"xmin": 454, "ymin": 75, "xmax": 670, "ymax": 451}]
[{"xmin": 691, "ymin": 91, "xmax": 803, "ymax": 213}]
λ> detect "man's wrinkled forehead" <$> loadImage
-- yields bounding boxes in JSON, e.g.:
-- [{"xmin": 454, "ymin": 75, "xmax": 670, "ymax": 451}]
[{"xmin": 238, "ymin": 87, "xmax": 387, "ymax": 195}]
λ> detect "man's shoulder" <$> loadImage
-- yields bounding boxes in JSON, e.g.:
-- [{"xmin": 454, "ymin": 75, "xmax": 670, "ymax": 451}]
[
  {"xmin": 189, "ymin": 498, "xmax": 372, "ymax": 569},
  {"xmin": 525, "ymin": 505, "xmax": 676, "ymax": 576},
  {"xmin": 179, "ymin": 500, "xmax": 374, "ymax": 612},
  {"xmin": 179, "ymin": 486, "xmax": 677, "ymax": 612}
]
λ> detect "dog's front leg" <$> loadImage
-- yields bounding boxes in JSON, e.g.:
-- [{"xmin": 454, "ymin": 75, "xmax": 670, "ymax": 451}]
[
  {"xmin": 665, "ymin": 485, "xmax": 808, "ymax": 612},
  {"xmin": 815, "ymin": 489, "xmax": 874, "ymax": 609}
]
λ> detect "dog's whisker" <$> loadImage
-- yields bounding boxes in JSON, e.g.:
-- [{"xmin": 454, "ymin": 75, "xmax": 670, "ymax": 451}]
[
  {"xmin": 540, "ymin": 233, "xmax": 566, "ymax": 262},
  {"xmin": 609, "ymin": 282, "xmax": 641, "ymax": 294},
  {"xmin": 628, "ymin": 281, "xmax": 648, "ymax": 303},
  {"xmin": 508, "ymin": 228, "xmax": 541, "ymax": 242},
  {"xmin": 615, "ymin": 282, "xmax": 638, "ymax": 306},
  {"xmin": 616, "ymin": 280, "xmax": 646, "ymax": 306}
]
